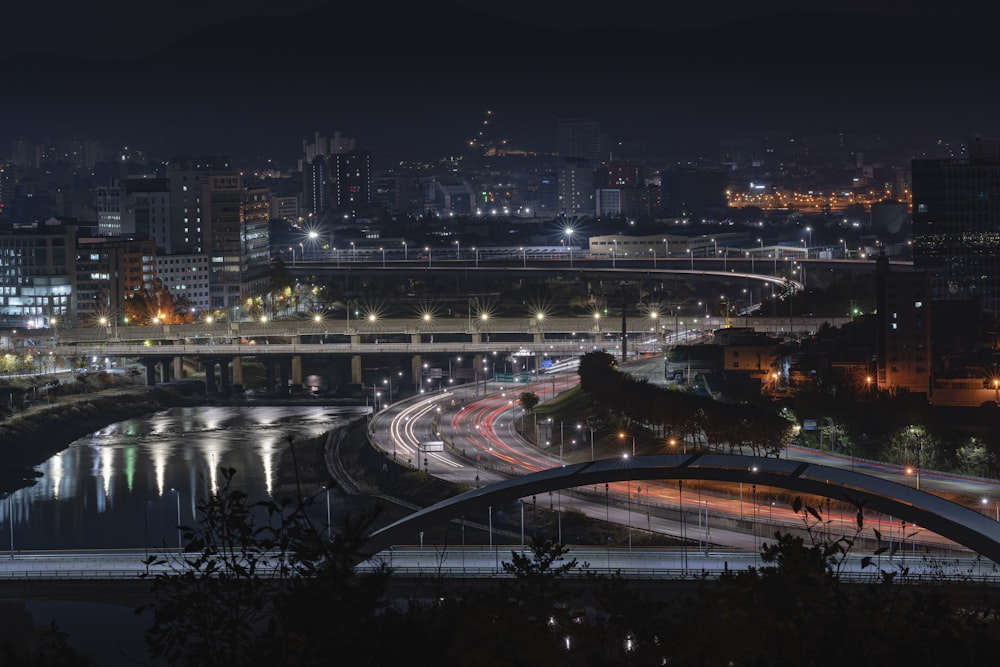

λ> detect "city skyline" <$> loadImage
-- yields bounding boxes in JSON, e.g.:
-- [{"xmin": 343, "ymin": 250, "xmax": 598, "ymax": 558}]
[{"xmin": 4, "ymin": 2, "xmax": 1000, "ymax": 164}]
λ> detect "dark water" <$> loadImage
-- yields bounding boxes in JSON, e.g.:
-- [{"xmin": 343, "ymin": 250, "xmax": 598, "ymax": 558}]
[{"xmin": 2, "ymin": 405, "xmax": 368, "ymax": 552}]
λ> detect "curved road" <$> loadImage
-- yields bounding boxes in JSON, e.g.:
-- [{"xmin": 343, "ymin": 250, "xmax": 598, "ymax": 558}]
[{"xmin": 371, "ymin": 356, "xmax": 1000, "ymax": 556}]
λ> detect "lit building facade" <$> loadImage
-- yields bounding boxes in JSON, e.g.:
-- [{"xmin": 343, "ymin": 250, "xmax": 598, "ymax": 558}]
[{"xmin": 912, "ymin": 138, "xmax": 1000, "ymax": 314}]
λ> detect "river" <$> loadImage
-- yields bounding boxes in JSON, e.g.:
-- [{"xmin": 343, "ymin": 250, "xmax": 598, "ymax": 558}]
[{"xmin": 1, "ymin": 404, "xmax": 369, "ymax": 552}]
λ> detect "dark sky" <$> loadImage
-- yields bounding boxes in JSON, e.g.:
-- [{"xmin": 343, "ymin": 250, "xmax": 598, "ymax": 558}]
[{"xmin": 4, "ymin": 1, "xmax": 1000, "ymax": 165}]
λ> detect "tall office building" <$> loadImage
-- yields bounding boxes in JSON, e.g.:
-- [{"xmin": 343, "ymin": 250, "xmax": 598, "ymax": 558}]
[
  {"xmin": 334, "ymin": 150, "xmax": 372, "ymax": 212},
  {"xmin": 912, "ymin": 137, "xmax": 1000, "ymax": 314},
  {"xmin": 557, "ymin": 157, "xmax": 595, "ymax": 218},
  {"xmin": 121, "ymin": 177, "xmax": 171, "ymax": 246},
  {"xmin": 873, "ymin": 254, "xmax": 931, "ymax": 397},
  {"xmin": 556, "ymin": 118, "xmax": 605, "ymax": 162},
  {"xmin": 203, "ymin": 174, "xmax": 271, "ymax": 316},
  {"xmin": 304, "ymin": 155, "xmax": 331, "ymax": 215}
]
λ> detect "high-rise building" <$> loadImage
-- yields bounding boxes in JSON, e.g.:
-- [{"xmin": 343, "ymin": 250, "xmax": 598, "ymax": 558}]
[
  {"xmin": 874, "ymin": 254, "xmax": 931, "ymax": 397},
  {"xmin": 334, "ymin": 150, "xmax": 372, "ymax": 212},
  {"xmin": 912, "ymin": 138, "xmax": 1000, "ymax": 314},
  {"xmin": 304, "ymin": 155, "xmax": 330, "ymax": 215},
  {"xmin": 121, "ymin": 177, "xmax": 171, "ymax": 246},
  {"xmin": 556, "ymin": 118, "xmax": 605, "ymax": 162},
  {"xmin": 557, "ymin": 157, "xmax": 595, "ymax": 218},
  {"xmin": 0, "ymin": 223, "xmax": 76, "ymax": 327},
  {"xmin": 203, "ymin": 174, "xmax": 271, "ymax": 316}
]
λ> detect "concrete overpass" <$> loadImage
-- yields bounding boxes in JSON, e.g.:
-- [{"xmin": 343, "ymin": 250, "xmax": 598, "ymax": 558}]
[{"xmin": 38, "ymin": 313, "xmax": 852, "ymax": 394}]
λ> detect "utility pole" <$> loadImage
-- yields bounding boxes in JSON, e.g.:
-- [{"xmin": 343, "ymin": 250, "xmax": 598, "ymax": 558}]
[{"xmin": 620, "ymin": 282, "xmax": 628, "ymax": 362}]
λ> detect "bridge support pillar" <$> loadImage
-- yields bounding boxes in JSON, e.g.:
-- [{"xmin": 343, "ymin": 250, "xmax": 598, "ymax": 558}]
[
  {"xmin": 219, "ymin": 358, "xmax": 231, "ymax": 393},
  {"xmin": 412, "ymin": 354, "xmax": 423, "ymax": 393},
  {"xmin": 533, "ymin": 332, "xmax": 544, "ymax": 344},
  {"xmin": 291, "ymin": 355, "xmax": 302, "ymax": 386},
  {"xmin": 159, "ymin": 359, "xmax": 172, "ymax": 383},
  {"xmin": 265, "ymin": 362, "xmax": 276, "ymax": 391},
  {"xmin": 279, "ymin": 358, "xmax": 291, "ymax": 394},
  {"xmin": 351, "ymin": 354, "xmax": 362, "ymax": 385},
  {"xmin": 204, "ymin": 360, "xmax": 217, "ymax": 393},
  {"xmin": 232, "ymin": 357, "xmax": 243, "ymax": 386},
  {"xmin": 471, "ymin": 332, "xmax": 481, "ymax": 344},
  {"xmin": 173, "ymin": 355, "xmax": 184, "ymax": 380},
  {"xmin": 144, "ymin": 362, "xmax": 156, "ymax": 386}
]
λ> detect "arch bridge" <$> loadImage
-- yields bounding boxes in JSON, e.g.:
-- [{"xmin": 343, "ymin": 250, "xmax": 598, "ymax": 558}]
[{"xmin": 360, "ymin": 453, "xmax": 1000, "ymax": 564}]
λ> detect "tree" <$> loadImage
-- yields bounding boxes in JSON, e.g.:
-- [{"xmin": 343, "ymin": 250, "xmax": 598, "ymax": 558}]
[
  {"xmin": 141, "ymin": 464, "xmax": 390, "ymax": 667},
  {"xmin": 518, "ymin": 391, "xmax": 539, "ymax": 414}
]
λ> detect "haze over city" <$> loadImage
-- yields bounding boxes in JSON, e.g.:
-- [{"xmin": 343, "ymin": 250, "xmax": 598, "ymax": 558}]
[{"xmin": 5, "ymin": 1, "xmax": 1000, "ymax": 163}]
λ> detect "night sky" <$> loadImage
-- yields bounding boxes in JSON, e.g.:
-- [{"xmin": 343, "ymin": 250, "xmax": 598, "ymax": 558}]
[{"xmin": 4, "ymin": 1, "xmax": 1000, "ymax": 164}]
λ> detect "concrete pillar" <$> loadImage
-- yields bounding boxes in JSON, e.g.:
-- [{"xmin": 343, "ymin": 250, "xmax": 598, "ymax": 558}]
[
  {"xmin": 291, "ymin": 355, "xmax": 303, "ymax": 386},
  {"xmin": 533, "ymin": 332, "xmax": 544, "ymax": 344},
  {"xmin": 204, "ymin": 360, "xmax": 217, "ymax": 393},
  {"xmin": 351, "ymin": 355, "xmax": 362, "ymax": 385},
  {"xmin": 145, "ymin": 362, "xmax": 156, "ymax": 386},
  {"xmin": 219, "ymin": 358, "xmax": 231, "ymax": 392},
  {"xmin": 471, "ymin": 332, "xmax": 482, "ymax": 344},
  {"xmin": 173, "ymin": 355, "xmax": 184, "ymax": 379},
  {"xmin": 411, "ymin": 354, "xmax": 423, "ymax": 393},
  {"xmin": 159, "ymin": 360, "xmax": 172, "ymax": 383},
  {"xmin": 232, "ymin": 357, "xmax": 243, "ymax": 385},
  {"xmin": 279, "ymin": 358, "xmax": 291, "ymax": 394},
  {"xmin": 265, "ymin": 362, "xmax": 276, "ymax": 391}
]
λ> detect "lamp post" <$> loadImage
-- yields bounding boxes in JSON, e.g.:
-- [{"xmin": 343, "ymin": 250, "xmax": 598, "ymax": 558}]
[
  {"xmin": 622, "ymin": 452, "xmax": 632, "ymax": 551},
  {"xmin": 663, "ymin": 238, "xmax": 668, "ymax": 258},
  {"xmin": 618, "ymin": 431, "xmax": 635, "ymax": 456},
  {"xmin": 170, "ymin": 488, "xmax": 182, "ymax": 554},
  {"xmin": 711, "ymin": 238, "xmax": 717, "ymax": 259},
  {"xmin": 687, "ymin": 248, "xmax": 694, "ymax": 269},
  {"xmin": 454, "ymin": 239, "xmax": 460, "ymax": 260},
  {"xmin": 473, "ymin": 246, "xmax": 479, "ymax": 268},
  {"xmin": 380, "ymin": 247, "xmax": 385, "ymax": 268},
  {"xmin": 350, "ymin": 241, "xmax": 356, "ymax": 261},
  {"xmin": 983, "ymin": 497, "xmax": 1000, "ymax": 521},
  {"xmin": 323, "ymin": 485, "xmax": 332, "ymax": 540},
  {"xmin": 402, "ymin": 241, "xmax": 408, "ymax": 261},
  {"xmin": 289, "ymin": 246, "xmax": 296, "ymax": 267},
  {"xmin": 520, "ymin": 246, "xmax": 526, "ymax": 267},
  {"xmin": 805, "ymin": 226, "xmax": 813, "ymax": 256},
  {"xmin": 425, "ymin": 247, "xmax": 431, "ymax": 267},
  {"xmin": 144, "ymin": 499, "xmax": 152, "ymax": 573}
]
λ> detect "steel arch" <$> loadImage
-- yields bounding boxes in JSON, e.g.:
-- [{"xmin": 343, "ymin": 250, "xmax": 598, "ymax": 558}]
[{"xmin": 360, "ymin": 453, "xmax": 1000, "ymax": 563}]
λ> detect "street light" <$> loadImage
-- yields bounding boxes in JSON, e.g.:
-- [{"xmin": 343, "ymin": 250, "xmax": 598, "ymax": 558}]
[
  {"xmin": 289, "ymin": 246, "xmax": 296, "ymax": 266},
  {"xmin": 380, "ymin": 247, "xmax": 385, "ymax": 268},
  {"xmin": 425, "ymin": 246, "xmax": 431, "ymax": 267},
  {"xmin": 322, "ymin": 485, "xmax": 332, "ymax": 541},
  {"xmin": 520, "ymin": 246, "xmax": 526, "ymax": 267},
  {"xmin": 169, "ymin": 488, "xmax": 182, "ymax": 554},
  {"xmin": 402, "ymin": 241, "xmax": 408, "ymax": 261},
  {"xmin": 454, "ymin": 239, "xmax": 460, "ymax": 260},
  {"xmin": 350, "ymin": 241, "xmax": 356, "ymax": 261},
  {"xmin": 982, "ymin": 497, "xmax": 999, "ymax": 521},
  {"xmin": 618, "ymin": 431, "xmax": 635, "ymax": 456}
]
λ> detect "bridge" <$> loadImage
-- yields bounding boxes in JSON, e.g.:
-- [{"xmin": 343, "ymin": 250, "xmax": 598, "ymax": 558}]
[
  {"xmin": 360, "ymin": 453, "xmax": 1000, "ymax": 564},
  {"xmin": 35, "ymin": 313, "xmax": 852, "ymax": 393}
]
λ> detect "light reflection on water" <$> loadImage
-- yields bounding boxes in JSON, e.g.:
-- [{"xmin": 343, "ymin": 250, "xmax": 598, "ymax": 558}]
[{"xmin": 0, "ymin": 405, "xmax": 367, "ymax": 552}]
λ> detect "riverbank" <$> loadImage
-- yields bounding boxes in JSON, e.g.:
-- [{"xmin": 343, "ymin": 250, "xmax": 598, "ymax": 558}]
[{"xmin": 0, "ymin": 383, "xmax": 210, "ymax": 493}]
